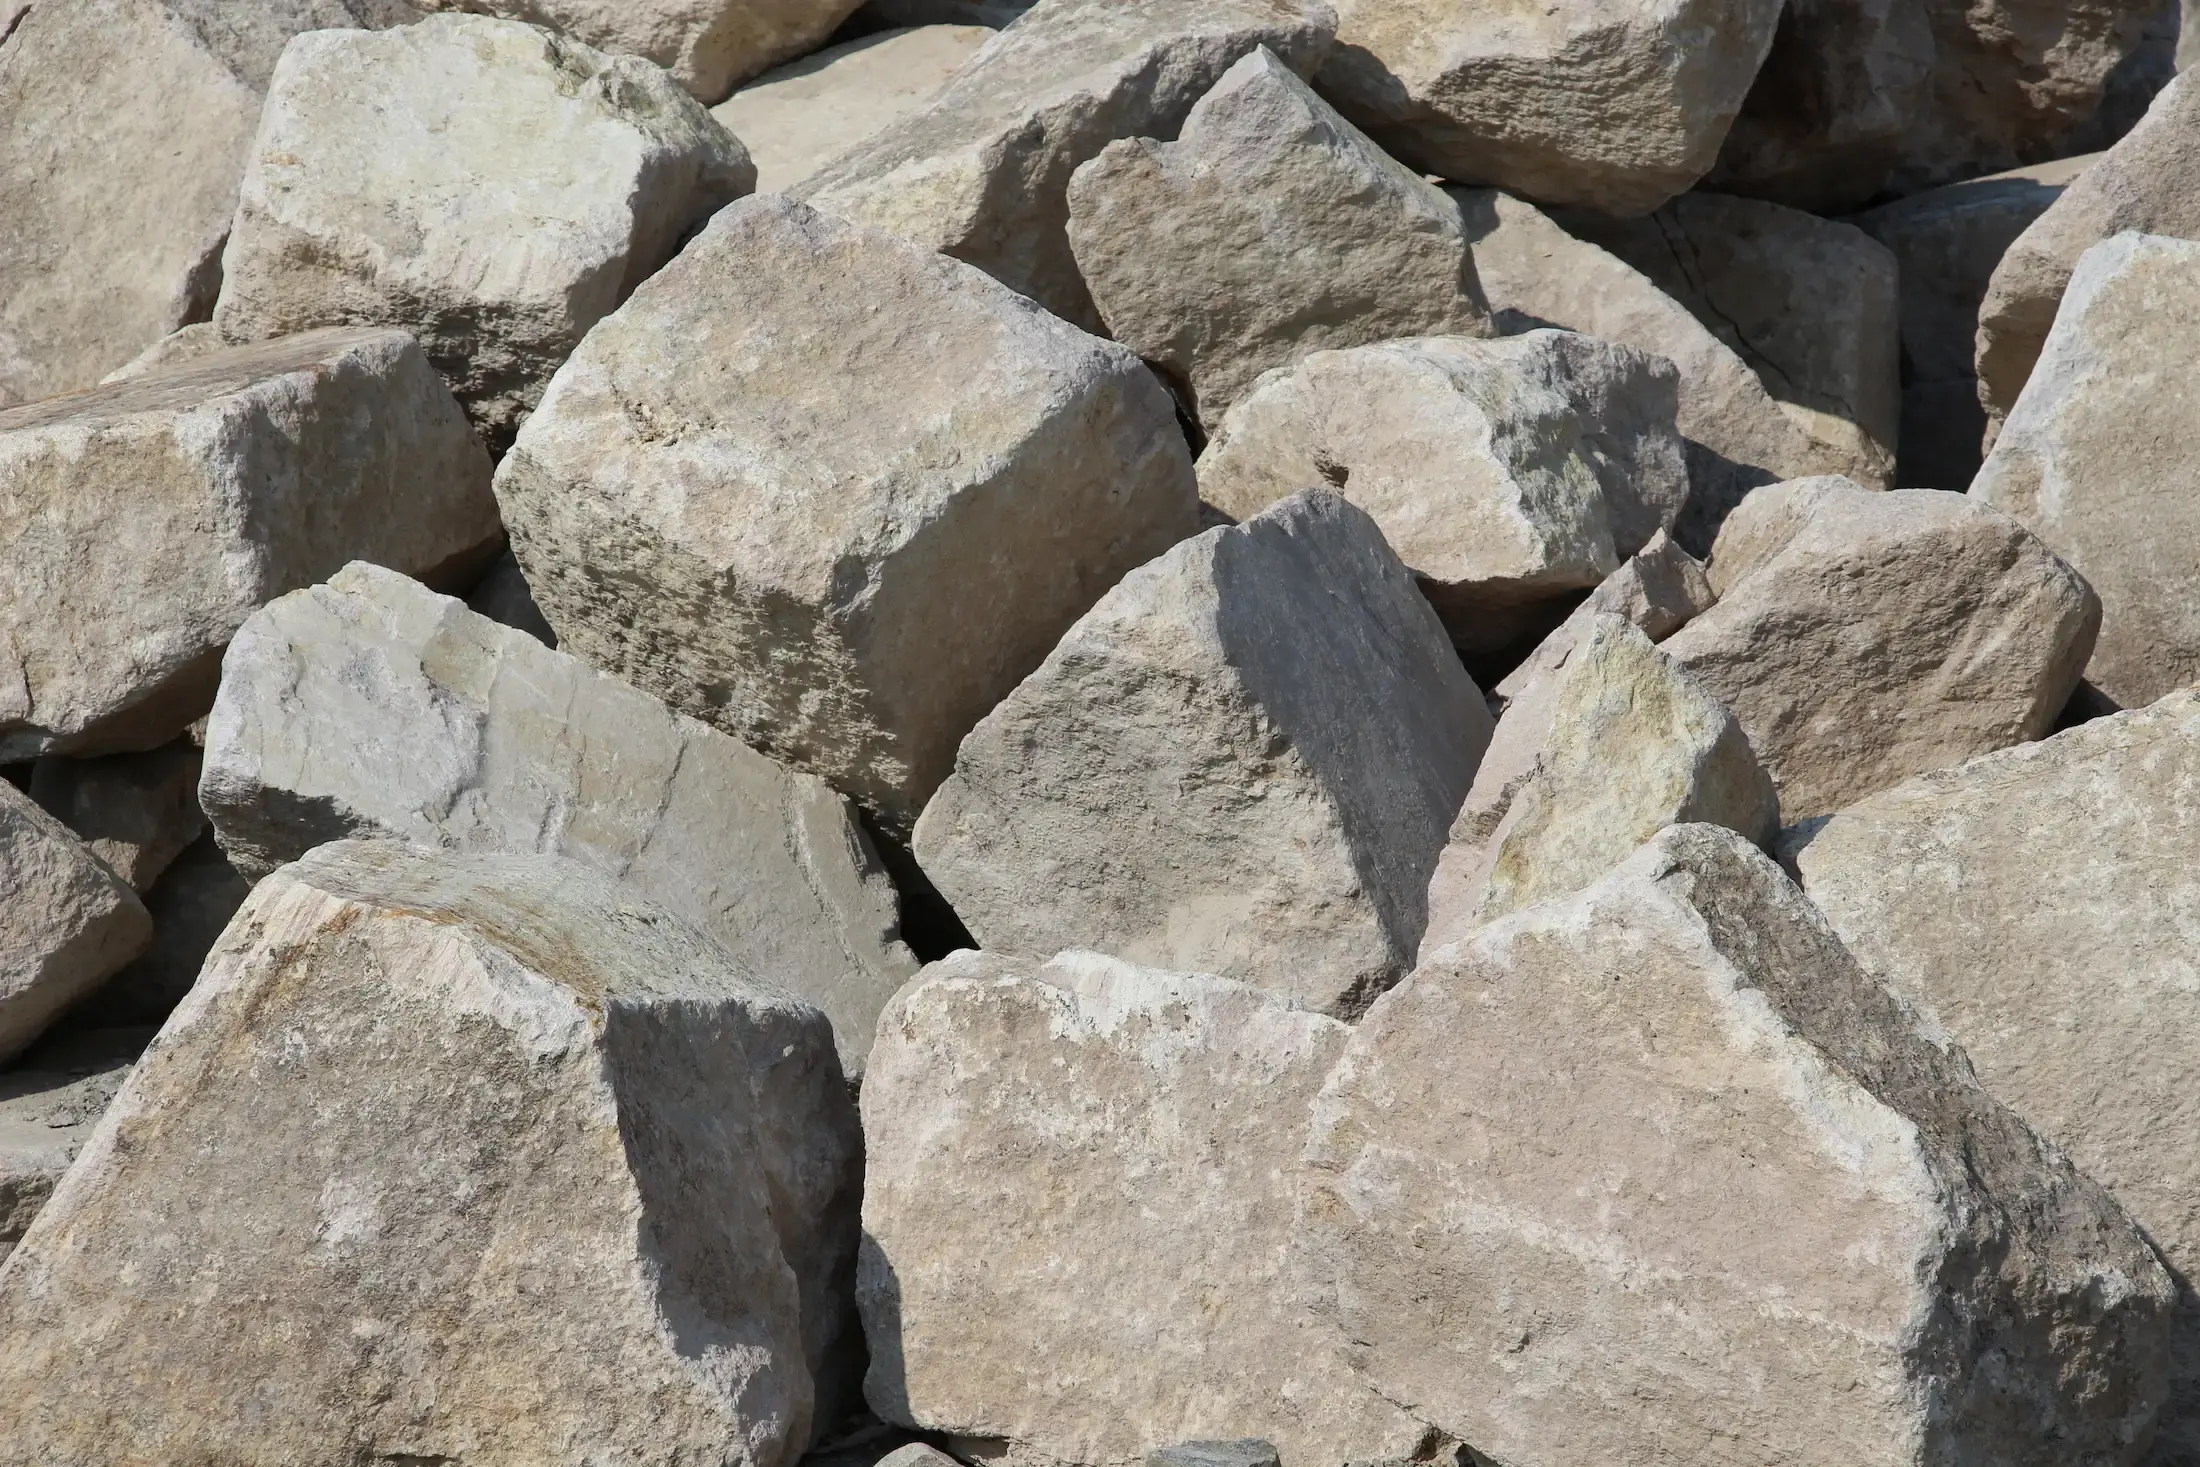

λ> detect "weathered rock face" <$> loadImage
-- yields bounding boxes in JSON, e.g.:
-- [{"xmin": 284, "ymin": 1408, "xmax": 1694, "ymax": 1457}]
[
  {"xmin": 1493, "ymin": 529, "xmax": 1716, "ymax": 705},
  {"xmin": 1974, "ymin": 232, "xmax": 2200, "ymax": 708},
  {"xmin": 860, "ymin": 948, "xmax": 1434, "ymax": 1467},
  {"xmin": 212, "ymin": 14, "xmax": 755, "ymax": 447},
  {"xmin": 1312, "ymin": 0, "xmax": 1782, "ymax": 215},
  {"xmin": 1197, "ymin": 331, "xmax": 1687, "ymax": 653},
  {"xmin": 1066, "ymin": 47, "xmax": 1489, "ymax": 425},
  {"xmin": 29, "ymin": 741, "xmax": 204, "ymax": 892},
  {"xmin": 0, "ymin": 782, "xmax": 150, "ymax": 1066},
  {"xmin": 913, "ymin": 492, "xmax": 1488, "ymax": 1017},
  {"xmin": 495, "ymin": 195, "xmax": 1198, "ymax": 832},
  {"xmin": 1306, "ymin": 824, "xmax": 2178, "ymax": 1467},
  {"xmin": 0, "ymin": 0, "xmax": 417, "ymax": 408},
  {"xmin": 0, "ymin": 1026, "xmax": 149, "ymax": 1265},
  {"xmin": 1660, "ymin": 477, "xmax": 2098, "ymax": 820},
  {"xmin": 0, "ymin": 840, "xmax": 862, "ymax": 1467},
  {"xmin": 712, "ymin": 24, "xmax": 994, "ymax": 192},
  {"xmin": 791, "ymin": 0, "xmax": 1335, "ymax": 331},
  {"xmin": 1790, "ymin": 689, "xmax": 2200, "ymax": 1467},
  {"xmin": 100, "ymin": 322, "xmax": 227, "ymax": 384},
  {"xmin": 200, "ymin": 562, "xmax": 918, "ymax": 1076},
  {"xmin": 0, "ymin": 328, "xmax": 501, "ymax": 762},
  {"xmin": 70, "ymin": 831, "xmax": 253, "ymax": 1030}
]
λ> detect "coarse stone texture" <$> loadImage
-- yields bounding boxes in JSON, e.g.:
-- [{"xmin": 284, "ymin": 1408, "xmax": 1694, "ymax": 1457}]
[
  {"xmin": 212, "ymin": 14, "xmax": 755, "ymax": 448},
  {"xmin": 1305, "ymin": 824, "xmax": 2178, "ymax": 1467},
  {"xmin": 0, "ymin": 328, "xmax": 501, "ymax": 761},
  {"xmin": 0, "ymin": 781, "xmax": 149, "ymax": 1066},
  {"xmin": 0, "ymin": 0, "xmax": 417, "ymax": 408},
  {"xmin": 1659, "ymin": 477, "xmax": 2098, "ymax": 820},
  {"xmin": 29, "ymin": 740, "xmax": 204, "ymax": 892},
  {"xmin": 1312, "ymin": 0, "xmax": 1781, "ymax": 216},
  {"xmin": 0, "ymin": 1026, "xmax": 151, "ymax": 1264},
  {"xmin": 1065, "ymin": 47, "xmax": 1490, "ymax": 425},
  {"xmin": 860, "ymin": 948, "xmax": 1437, "ymax": 1467},
  {"xmin": 713, "ymin": 25, "xmax": 994, "ymax": 193},
  {"xmin": 913, "ymin": 492, "xmax": 1489, "ymax": 1017},
  {"xmin": 200, "ymin": 561, "xmax": 918, "ymax": 1076},
  {"xmin": 791, "ymin": 0, "xmax": 1336, "ymax": 331},
  {"xmin": 464, "ymin": 548, "xmax": 557, "ymax": 647},
  {"xmin": 1492, "ymin": 529, "xmax": 1716, "ymax": 704},
  {"xmin": 69, "ymin": 831, "xmax": 252, "ymax": 1029},
  {"xmin": 99, "ymin": 321, "xmax": 228, "ymax": 383},
  {"xmin": 1789, "ymin": 689, "xmax": 2200, "ymax": 1467},
  {"xmin": 0, "ymin": 840, "xmax": 863, "ymax": 1467},
  {"xmin": 495, "ymin": 195, "xmax": 1198, "ymax": 832},
  {"xmin": 1974, "ymin": 232, "xmax": 2200, "ymax": 708},
  {"xmin": 1197, "ymin": 330, "xmax": 1687, "ymax": 654}
]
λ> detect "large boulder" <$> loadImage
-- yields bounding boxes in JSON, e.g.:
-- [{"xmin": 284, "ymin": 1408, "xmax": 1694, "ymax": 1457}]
[
  {"xmin": 0, "ymin": 841, "xmax": 862, "ymax": 1467},
  {"xmin": 0, "ymin": 783, "xmax": 150, "ymax": 1066},
  {"xmin": 1304, "ymin": 824, "xmax": 2177, "ymax": 1467},
  {"xmin": 494, "ymin": 195, "xmax": 1198, "ymax": 833},
  {"xmin": 860, "ymin": 949, "xmax": 1431, "ymax": 1467},
  {"xmin": 28, "ymin": 740, "xmax": 205, "ymax": 893},
  {"xmin": 0, "ymin": 328, "xmax": 500, "ymax": 761},
  {"xmin": 1065, "ymin": 47, "xmax": 1490, "ymax": 425},
  {"xmin": 913, "ymin": 491, "xmax": 1488, "ymax": 1017},
  {"xmin": 0, "ymin": 1026, "xmax": 148, "ymax": 1266},
  {"xmin": 200, "ymin": 561, "xmax": 919, "ymax": 1075},
  {"xmin": 791, "ymin": 0, "xmax": 1335, "ymax": 331},
  {"xmin": 211, "ymin": 14, "xmax": 754, "ymax": 448}
]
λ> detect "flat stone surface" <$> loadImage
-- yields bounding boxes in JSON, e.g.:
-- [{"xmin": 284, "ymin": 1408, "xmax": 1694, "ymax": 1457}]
[
  {"xmin": 29, "ymin": 740, "xmax": 203, "ymax": 891},
  {"xmin": 0, "ymin": 781, "xmax": 150, "ymax": 1066}
]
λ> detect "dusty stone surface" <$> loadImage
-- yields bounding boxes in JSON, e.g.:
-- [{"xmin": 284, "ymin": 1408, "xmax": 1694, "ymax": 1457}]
[
  {"xmin": 791, "ymin": 0, "xmax": 1335, "ymax": 331},
  {"xmin": 0, "ymin": 328, "xmax": 500, "ymax": 761},
  {"xmin": 0, "ymin": 782, "xmax": 150, "ymax": 1066},
  {"xmin": 200, "ymin": 561, "xmax": 918, "ymax": 1076},
  {"xmin": 0, "ymin": 840, "xmax": 863, "ymax": 1467},
  {"xmin": 1065, "ymin": 47, "xmax": 1490, "ymax": 425},
  {"xmin": 0, "ymin": 1026, "xmax": 152, "ymax": 1264},
  {"xmin": 212, "ymin": 13, "xmax": 755, "ymax": 447},
  {"xmin": 29, "ymin": 740, "xmax": 204, "ymax": 892},
  {"xmin": 495, "ymin": 195, "xmax": 1198, "ymax": 832},
  {"xmin": 1660, "ymin": 477, "xmax": 2098, "ymax": 820},
  {"xmin": 913, "ymin": 492, "xmax": 1488, "ymax": 1017},
  {"xmin": 69, "ymin": 831, "xmax": 252, "ymax": 1029},
  {"xmin": 859, "ymin": 948, "xmax": 1436, "ymax": 1467},
  {"xmin": 1306, "ymin": 824, "xmax": 2178, "ymax": 1467}
]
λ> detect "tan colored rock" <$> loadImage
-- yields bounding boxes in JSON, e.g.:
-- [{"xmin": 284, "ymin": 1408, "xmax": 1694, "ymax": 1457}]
[
  {"xmin": 1660, "ymin": 477, "xmax": 2097, "ymax": 819},
  {"xmin": 212, "ymin": 14, "xmax": 754, "ymax": 448},
  {"xmin": 791, "ymin": 0, "xmax": 1335, "ymax": 330},
  {"xmin": 495, "ymin": 195, "xmax": 1198, "ymax": 832},
  {"xmin": 1492, "ymin": 529, "xmax": 1716, "ymax": 704},
  {"xmin": 99, "ymin": 322, "xmax": 227, "ymax": 384},
  {"xmin": 0, "ymin": 782, "xmax": 150, "ymax": 1067},
  {"xmin": 29, "ymin": 740, "xmax": 204, "ymax": 891},
  {"xmin": 68, "ymin": 832, "xmax": 252, "ymax": 1029},
  {"xmin": 0, "ymin": 1026, "xmax": 149, "ymax": 1265},
  {"xmin": 713, "ymin": 25, "xmax": 994, "ymax": 193},
  {"xmin": 1065, "ymin": 47, "xmax": 1490, "ymax": 425},
  {"xmin": 0, "ymin": 328, "xmax": 501, "ymax": 761},
  {"xmin": 0, "ymin": 840, "xmax": 862, "ymax": 1467},
  {"xmin": 860, "ymin": 949, "xmax": 1434, "ymax": 1467},
  {"xmin": 1305, "ymin": 824, "xmax": 2177, "ymax": 1467}
]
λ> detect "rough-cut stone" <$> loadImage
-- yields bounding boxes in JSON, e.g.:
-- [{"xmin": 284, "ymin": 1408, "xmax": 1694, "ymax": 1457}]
[
  {"xmin": 1306, "ymin": 824, "xmax": 2177, "ymax": 1467},
  {"xmin": 1660, "ymin": 477, "xmax": 2097, "ymax": 819},
  {"xmin": 0, "ymin": 328, "xmax": 500, "ymax": 761},
  {"xmin": 0, "ymin": 781, "xmax": 150, "ymax": 1066},
  {"xmin": 70, "ymin": 831, "xmax": 252, "ymax": 1029},
  {"xmin": 0, "ymin": 0, "xmax": 417, "ymax": 408},
  {"xmin": 1198, "ymin": 330, "xmax": 1687, "ymax": 654},
  {"xmin": 1789, "ymin": 689, "xmax": 2200, "ymax": 1467},
  {"xmin": 1493, "ymin": 529, "xmax": 1716, "ymax": 704},
  {"xmin": 860, "ymin": 949, "xmax": 1435, "ymax": 1467},
  {"xmin": 29, "ymin": 741, "xmax": 204, "ymax": 892},
  {"xmin": 1974, "ymin": 233, "xmax": 2200, "ymax": 708},
  {"xmin": 1312, "ymin": 0, "xmax": 1781, "ymax": 215},
  {"xmin": 99, "ymin": 321, "xmax": 227, "ymax": 383},
  {"xmin": 0, "ymin": 840, "xmax": 862, "ymax": 1467},
  {"xmin": 713, "ymin": 25, "xmax": 994, "ymax": 193},
  {"xmin": 792, "ymin": 0, "xmax": 1335, "ymax": 331},
  {"xmin": 200, "ymin": 561, "xmax": 918, "ymax": 1076},
  {"xmin": 496, "ymin": 195, "xmax": 1198, "ymax": 832},
  {"xmin": 913, "ymin": 492, "xmax": 1488, "ymax": 1017},
  {"xmin": 0, "ymin": 1026, "xmax": 150, "ymax": 1265},
  {"xmin": 1066, "ymin": 47, "xmax": 1490, "ymax": 425},
  {"xmin": 212, "ymin": 14, "xmax": 755, "ymax": 448},
  {"xmin": 463, "ymin": 548, "xmax": 557, "ymax": 647}
]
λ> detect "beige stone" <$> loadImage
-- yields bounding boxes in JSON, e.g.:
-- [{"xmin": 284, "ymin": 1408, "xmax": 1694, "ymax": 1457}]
[
  {"xmin": 1492, "ymin": 529, "xmax": 1716, "ymax": 704},
  {"xmin": 0, "ymin": 782, "xmax": 150, "ymax": 1066},
  {"xmin": 29, "ymin": 740, "xmax": 204, "ymax": 892},
  {"xmin": 99, "ymin": 322, "xmax": 228, "ymax": 384},
  {"xmin": 0, "ymin": 1026, "xmax": 148, "ymax": 1265}
]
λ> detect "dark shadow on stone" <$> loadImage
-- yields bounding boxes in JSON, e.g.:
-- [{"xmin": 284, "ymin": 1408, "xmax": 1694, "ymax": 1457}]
[
  {"xmin": 1676, "ymin": 439, "xmax": 1782, "ymax": 557},
  {"xmin": 2052, "ymin": 678, "xmax": 2122, "ymax": 734},
  {"xmin": 861, "ymin": 812, "xmax": 975, "ymax": 963}
]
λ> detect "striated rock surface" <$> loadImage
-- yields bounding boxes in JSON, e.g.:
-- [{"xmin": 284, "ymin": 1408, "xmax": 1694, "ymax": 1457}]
[{"xmin": 0, "ymin": 782, "xmax": 150, "ymax": 1066}]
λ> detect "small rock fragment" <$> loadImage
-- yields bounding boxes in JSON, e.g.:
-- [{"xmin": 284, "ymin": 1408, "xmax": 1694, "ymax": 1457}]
[
  {"xmin": 0, "ymin": 1026, "xmax": 151, "ymax": 1265},
  {"xmin": 0, "ymin": 782, "xmax": 150, "ymax": 1066},
  {"xmin": 29, "ymin": 740, "xmax": 204, "ymax": 892}
]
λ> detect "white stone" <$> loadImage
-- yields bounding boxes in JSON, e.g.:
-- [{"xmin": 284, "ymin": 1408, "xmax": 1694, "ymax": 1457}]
[{"xmin": 0, "ymin": 783, "xmax": 150, "ymax": 1066}]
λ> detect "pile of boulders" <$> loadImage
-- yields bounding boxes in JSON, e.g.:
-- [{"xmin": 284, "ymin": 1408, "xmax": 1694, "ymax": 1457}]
[{"xmin": 4, "ymin": 0, "xmax": 2200, "ymax": 1465}]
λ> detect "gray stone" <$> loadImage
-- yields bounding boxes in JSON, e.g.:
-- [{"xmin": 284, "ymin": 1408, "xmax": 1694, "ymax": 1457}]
[
  {"xmin": 29, "ymin": 740, "xmax": 204, "ymax": 891},
  {"xmin": 0, "ymin": 1026, "xmax": 151, "ymax": 1265},
  {"xmin": 0, "ymin": 781, "xmax": 149, "ymax": 1066},
  {"xmin": 1148, "ymin": 1442, "xmax": 1281, "ymax": 1467},
  {"xmin": 464, "ymin": 548, "xmax": 557, "ymax": 648},
  {"xmin": 70, "ymin": 831, "xmax": 252, "ymax": 1029}
]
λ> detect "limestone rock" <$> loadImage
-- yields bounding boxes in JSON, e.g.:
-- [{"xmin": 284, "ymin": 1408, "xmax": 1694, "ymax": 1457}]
[
  {"xmin": 913, "ymin": 491, "xmax": 1489, "ymax": 1017},
  {"xmin": 212, "ymin": 14, "xmax": 755, "ymax": 448},
  {"xmin": 200, "ymin": 561, "xmax": 918, "ymax": 1075},
  {"xmin": 1065, "ymin": 47, "xmax": 1490, "ymax": 425},
  {"xmin": 791, "ymin": 0, "xmax": 1335, "ymax": 331},
  {"xmin": 69, "ymin": 832, "xmax": 252, "ymax": 1029},
  {"xmin": 1659, "ymin": 477, "xmax": 2097, "ymax": 819},
  {"xmin": 0, "ymin": 328, "xmax": 500, "ymax": 761},
  {"xmin": 1492, "ymin": 529, "xmax": 1717, "ymax": 704},
  {"xmin": 29, "ymin": 740, "xmax": 204, "ymax": 892},
  {"xmin": 99, "ymin": 321, "xmax": 227, "ymax": 383},
  {"xmin": 0, "ymin": 782, "xmax": 149, "ymax": 1066},
  {"xmin": 1305, "ymin": 824, "xmax": 2177, "ymax": 1467},
  {"xmin": 0, "ymin": 1026, "xmax": 150, "ymax": 1265},
  {"xmin": 495, "ymin": 195, "xmax": 1198, "ymax": 832},
  {"xmin": 860, "ymin": 949, "xmax": 1434, "ymax": 1467},
  {"xmin": 1312, "ymin": 0, "xmax": 1782, "ymax": 216},
  {"xmin": 713, "ymin": 25, "xmax": 994, "ymax": 193},
  {"xmin": 463, "ymin": 548, "xmax": 557, "ymax": 648},
  {"xmin": 1197, "ymin": 330, "xmax": 1687, "ymax": 654},
  {"xmin": 0, "ymin": 840, "xmax": 862, "ymax": 1467},
  {"xmin": 1790, "ymin": 688, "xmax": 2200, "ymax": 1467}
]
